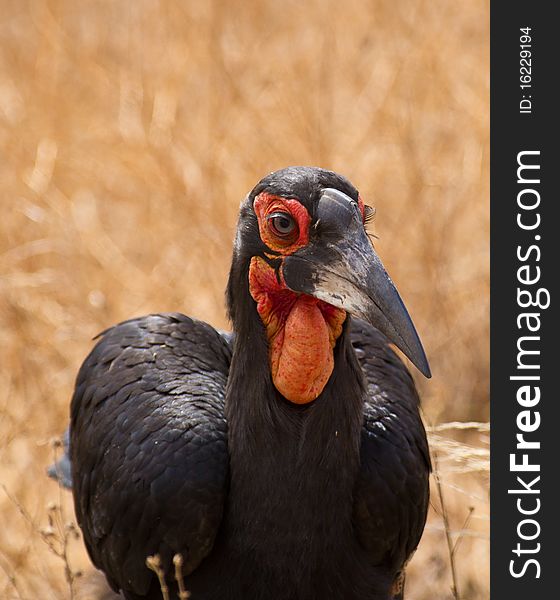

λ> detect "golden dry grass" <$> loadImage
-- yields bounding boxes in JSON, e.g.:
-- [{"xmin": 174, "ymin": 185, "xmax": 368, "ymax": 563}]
[{"xmin": 0, "ymin": 1, "xmax": 489, "ymax": 598}]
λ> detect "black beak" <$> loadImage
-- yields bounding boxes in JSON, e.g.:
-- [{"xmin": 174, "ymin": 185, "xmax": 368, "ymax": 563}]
[{"xmin": 282, "ymin": 188, "xmax": 431, "ymax": 378}]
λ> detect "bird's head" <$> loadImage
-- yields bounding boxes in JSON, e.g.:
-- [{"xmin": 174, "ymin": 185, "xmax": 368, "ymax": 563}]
[{"xmin": 227, "ymin": 166, "xmax": 430, "ymax": 404}]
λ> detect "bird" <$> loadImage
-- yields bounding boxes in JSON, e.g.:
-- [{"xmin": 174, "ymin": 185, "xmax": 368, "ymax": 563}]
[{"xmin": 51, "ymin": 166, "xmax": 431, "ymax": 600}]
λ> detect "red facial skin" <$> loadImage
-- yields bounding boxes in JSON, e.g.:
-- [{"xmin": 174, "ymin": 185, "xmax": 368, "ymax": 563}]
[
  {"xmin": 357, "ymin": 194, "xmax": 365, "ymax": 221},
  {"xmin": 249, "ymin": 192, "xmax": 348, "ymax": 404},
  {"xmin": 249, "ymin": 256, "xmax": 346, "ymax": 404},
  {"xmin": 253, "ymin": 193, "xmax": 311, "ymax": 254}
]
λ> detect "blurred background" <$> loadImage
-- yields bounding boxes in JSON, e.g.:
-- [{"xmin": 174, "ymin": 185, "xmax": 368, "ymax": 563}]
[{"xmin": 0, "ymin": 1, "xmax": 489, "ymax": 598}]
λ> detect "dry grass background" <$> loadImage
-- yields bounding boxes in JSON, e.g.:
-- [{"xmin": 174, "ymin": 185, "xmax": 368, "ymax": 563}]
[{"xmin": 0, "ymin": 1, "xmax": 489, "ymax": 598}]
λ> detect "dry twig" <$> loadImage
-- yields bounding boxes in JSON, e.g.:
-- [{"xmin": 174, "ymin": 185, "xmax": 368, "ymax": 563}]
[
  {"xmin": 432, "ymin": 452, "xmax": 461, "ymax": 600},
  {"xmin": 2, "ymin": 483, "xmax": 81, "ymax": 599},
  {"xmin": 174, "ymin": 554, "xmax": 191, "ymax": 599},
  {"xmin": 146, "ymin": 555, "xmax": 170, "ymax": 600}
]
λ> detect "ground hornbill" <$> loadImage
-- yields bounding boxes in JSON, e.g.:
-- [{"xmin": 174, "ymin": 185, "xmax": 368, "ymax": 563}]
[{"xmin": 51, "ymin": 167, "xmax": 432, "ymax": 600}]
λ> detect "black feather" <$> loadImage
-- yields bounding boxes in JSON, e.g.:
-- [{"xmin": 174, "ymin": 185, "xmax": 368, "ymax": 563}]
[{"xmin": 70, "ymin": 314, "xmax": 230, "ymax": 596}]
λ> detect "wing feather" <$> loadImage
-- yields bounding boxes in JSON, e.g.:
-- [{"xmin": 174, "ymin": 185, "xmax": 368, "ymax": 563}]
[
  {"xmin": 70, "ymin": 313, "xmax": 230, "ymax": 596},
  {"xmin": 351, "ymin": 318, "xmax": 430, "ymax": 579}
]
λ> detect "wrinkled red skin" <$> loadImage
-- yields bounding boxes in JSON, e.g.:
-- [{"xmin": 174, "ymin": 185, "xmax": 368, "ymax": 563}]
[
  {"xmin": 250, "ymin": 193, "xmax": 351, "ymax": 404},
  {"xmin": 357, "ymin": 194, "xmax": 365, "ymax": 220},
  {"xmin": 253, "ymin": 193, "xmax": 311, "ymax": 253},
  {"xmin": 249, "ymin": 254, "xmax": 346, "ymax": 405}
]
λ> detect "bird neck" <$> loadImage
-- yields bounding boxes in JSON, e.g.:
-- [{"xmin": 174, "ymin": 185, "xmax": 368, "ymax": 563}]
[{"xmin": 224, "ymin": 294, "xmax": 366, "ymax": 576}]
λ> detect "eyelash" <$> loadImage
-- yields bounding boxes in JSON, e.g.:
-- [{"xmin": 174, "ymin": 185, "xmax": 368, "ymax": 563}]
[{"xmin": 364, "ymin": 205, "xmax": 376, "ymax": 224}]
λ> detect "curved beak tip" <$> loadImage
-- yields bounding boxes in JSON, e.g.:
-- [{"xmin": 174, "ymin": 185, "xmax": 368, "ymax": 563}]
[
  {"xmin": 416, "ymin": 355, "xmax": 432, "ymax": 379},
  {"xmin": 395, "ymin": 326, "xmax": 431, "ymax": 379}
]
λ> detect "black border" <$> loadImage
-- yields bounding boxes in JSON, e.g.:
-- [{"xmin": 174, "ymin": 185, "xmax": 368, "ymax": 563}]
[{"xmin": 490, "ymin": 3, "xmax": 557, "ymax": 596}]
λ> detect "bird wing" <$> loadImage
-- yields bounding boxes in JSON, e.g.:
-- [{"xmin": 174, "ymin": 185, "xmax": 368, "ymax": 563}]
[
  {"xmin": 70, "ymin": 313, "xmax": 231, "ymax": 596},
  {"xmin": 350, "ymin": 318, "xmax": 431, "ymax": 578}
]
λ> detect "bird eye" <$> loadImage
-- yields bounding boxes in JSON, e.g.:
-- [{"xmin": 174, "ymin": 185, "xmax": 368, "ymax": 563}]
[{"xmin": 267, "ymin": 212, "xmax": 298, "ymax": 239}]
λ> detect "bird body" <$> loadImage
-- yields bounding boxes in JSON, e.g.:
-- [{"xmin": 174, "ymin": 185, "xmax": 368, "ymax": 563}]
[{"xmin": 64, "ymin": 167, "xmax": 431, "ymax": 600}]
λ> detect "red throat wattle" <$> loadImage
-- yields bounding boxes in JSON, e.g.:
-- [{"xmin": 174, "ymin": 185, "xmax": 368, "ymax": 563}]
[{"xmin": 249, "ymin": 256, "xmax": 346, "ymax": 404}]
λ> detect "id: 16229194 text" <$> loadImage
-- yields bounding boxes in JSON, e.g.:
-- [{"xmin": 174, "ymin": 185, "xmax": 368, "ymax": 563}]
[{"xmin": 519, "ymin": 27, "xmax": 532, "ymax": 114}]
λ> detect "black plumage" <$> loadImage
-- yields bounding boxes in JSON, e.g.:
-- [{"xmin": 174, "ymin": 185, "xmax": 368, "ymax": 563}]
[{"xmin": 64, "ymin": 167, "xmax": 431, "ymax": 600}]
